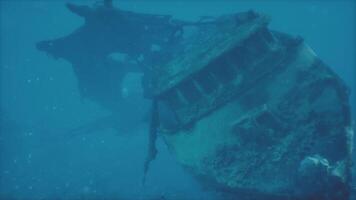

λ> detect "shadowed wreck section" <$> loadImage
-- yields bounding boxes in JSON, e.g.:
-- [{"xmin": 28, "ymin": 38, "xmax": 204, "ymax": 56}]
[
  {"xmin": 36, "ymin": 0, "xmax": 188, "ymax": 112},
  {"xmin": 35, "ymin": 1, "xmax": 202, "ymax": 138}
]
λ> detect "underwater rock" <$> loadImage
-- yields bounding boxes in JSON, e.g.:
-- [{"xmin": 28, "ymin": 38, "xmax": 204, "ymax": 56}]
[{"xmin": 151, "ymin": 10, "xmax": 353, "ymax": 199}]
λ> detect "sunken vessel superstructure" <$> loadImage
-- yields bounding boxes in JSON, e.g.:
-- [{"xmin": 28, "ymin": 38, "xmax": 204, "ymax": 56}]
[
  {"xmin": 151, "ymin": 11, "xmax": 353, "ymax": 200},
  {"xmin": 37, "ymin": 2, "xmax": 353, "ymax": 199}
]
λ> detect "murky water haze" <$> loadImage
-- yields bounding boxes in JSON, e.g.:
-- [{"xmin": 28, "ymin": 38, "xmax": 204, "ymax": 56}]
[{"xmin": 1, "ymin": 1, "xmax": 355, "ymax": 199}]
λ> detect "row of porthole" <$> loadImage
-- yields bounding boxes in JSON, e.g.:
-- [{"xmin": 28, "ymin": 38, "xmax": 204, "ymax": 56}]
[{"xmin": 162, "ymin": 29, "xmax": 274, "ymax": 110}]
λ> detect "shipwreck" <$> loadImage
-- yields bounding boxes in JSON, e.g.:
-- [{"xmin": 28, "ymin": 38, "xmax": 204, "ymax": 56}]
[
  {"xmin": 37, "ymin": 1, "xmax": 353, "ymax": 199},
  {"xmin": 149, "ymin": 10, "xmax": 353, "ymax": 200}
]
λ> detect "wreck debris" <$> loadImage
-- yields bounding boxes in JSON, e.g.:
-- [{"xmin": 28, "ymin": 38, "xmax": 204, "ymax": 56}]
[
  {"xmin": 36, "ymin": 0, "xmax": 217, "ymax": 114},
  {"xmin": 142, "ymin": 99, "xmax": 159, "ymax": 185},
  {"xmin": 36, "ymin": 1, "xmax": 189, "ymax": 112}
]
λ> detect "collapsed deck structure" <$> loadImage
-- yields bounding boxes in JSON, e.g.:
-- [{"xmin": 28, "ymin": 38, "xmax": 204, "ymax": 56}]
[{"xmin": 151, "ymin": 11, "xmax": 353, "ymax": 200}]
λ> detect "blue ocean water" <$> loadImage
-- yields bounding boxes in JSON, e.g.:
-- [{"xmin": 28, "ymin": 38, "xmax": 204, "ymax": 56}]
[{"xmin": 0, "ymin": 1, "xmax": 355, "ymax": 199}]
